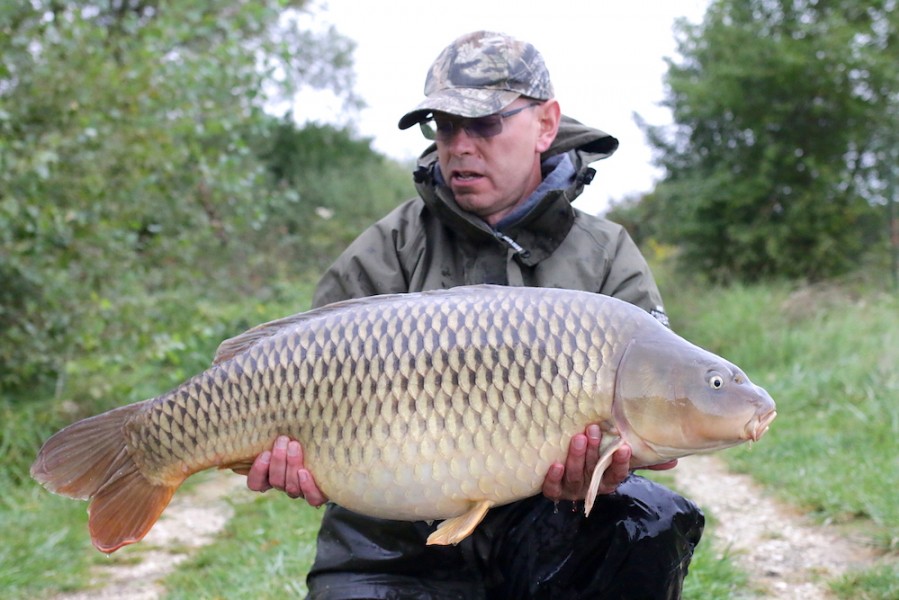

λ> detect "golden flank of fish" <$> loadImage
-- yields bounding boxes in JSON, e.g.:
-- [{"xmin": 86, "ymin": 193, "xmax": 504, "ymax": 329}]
[{"xmin": 31, "ymin": 285, "xmax": 776, "ymax": 553}]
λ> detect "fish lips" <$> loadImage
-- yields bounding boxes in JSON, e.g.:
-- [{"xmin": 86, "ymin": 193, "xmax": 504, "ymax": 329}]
[
  {"xmin": 747, "ymin": 407, "xmax": 777, "ymax": 442},
  {"xmin": 743, "ymin": 383, "xmax": 777, "ymax": 442}
]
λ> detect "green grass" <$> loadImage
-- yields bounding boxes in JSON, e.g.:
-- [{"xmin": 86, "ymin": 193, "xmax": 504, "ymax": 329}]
[
  {"xmin": 664, "ymin": 280, "xmax": 899, "ymax": 545},
  {"xmin": 660, "ymin": 274, "xmax": 899, "ymax": 598},
  {"xmin": 163, "ymin": 495, "xmax": 324, "ymax": 599},
  {"xmin": 682, "ymin": 543, "xmax": 752, "ymax": 600},
  {"xmin": 830, "ymin": 563, "xmax": 899, "ymax": 600},
  {"xmin": 0, "ymin": 488, "xmax": 96, "ymax": 598}
]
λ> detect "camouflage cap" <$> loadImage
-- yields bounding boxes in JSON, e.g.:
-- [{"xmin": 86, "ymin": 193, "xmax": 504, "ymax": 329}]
[{"xmin": 398, "ymin": 31, "xmax": 555, "ymax": 130}]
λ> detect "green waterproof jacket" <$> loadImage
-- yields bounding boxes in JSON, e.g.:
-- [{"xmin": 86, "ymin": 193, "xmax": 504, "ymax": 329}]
[{"xmin": 312, "ymin": 115, "xmax": 667, "ymax": 325}]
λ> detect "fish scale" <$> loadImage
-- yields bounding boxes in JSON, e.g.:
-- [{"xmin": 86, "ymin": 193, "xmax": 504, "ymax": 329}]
[{"xmin": 31, "ymin": 284, "xmax": 776, "ymax": 552}]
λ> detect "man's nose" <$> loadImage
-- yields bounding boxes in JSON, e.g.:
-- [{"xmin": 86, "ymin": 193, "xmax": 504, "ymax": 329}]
[{"xmin": 443, "ymin": 126, "xmax": 477, "ymax": 154}]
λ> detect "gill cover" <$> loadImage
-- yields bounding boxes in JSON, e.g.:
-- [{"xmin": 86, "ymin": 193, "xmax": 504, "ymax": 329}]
[{"xmin": 613, "ymin": 332, "xmax": 776, "ymax": 464}]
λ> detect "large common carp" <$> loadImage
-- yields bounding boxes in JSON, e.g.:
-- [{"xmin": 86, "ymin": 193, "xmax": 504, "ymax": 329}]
[{"xmin": 32, "ymin": 285, "xmax": 776, "ymax": 553}]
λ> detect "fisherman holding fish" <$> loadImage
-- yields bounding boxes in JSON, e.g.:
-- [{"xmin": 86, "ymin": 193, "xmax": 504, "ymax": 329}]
[
  {"xmin": 33, "ymin": 30, "xmax": 777, "ymax": 595},
  {"xmin": 248, "ymin": 31, "xmax": 706, "ymax": 599}
]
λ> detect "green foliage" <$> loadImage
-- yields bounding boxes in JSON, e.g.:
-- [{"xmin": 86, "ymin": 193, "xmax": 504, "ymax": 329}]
[
  {"xmin": 640, "ymin": 0, "xmax": 898, "ymax": 281},
  {"xmin": 0, "ymin": 279, "xmax": 318, "ymax": 598},
  {"xmin": 0, "ymin": 1, "xmax": 415, "ymax": 396},
  {"xmin": 605, "ymin": 191, "xmax": 669, "ymax": 249},
  {"xmin": 0, "ymin": 10, "xmax": 418, "ymax": 595},
  {"xmin": 0, "ymin": 281, "xmax": 317, "ymax": 494},
  {"xmin": 253, "ymin": 118, "xmax": 416, "ymax": 269}
]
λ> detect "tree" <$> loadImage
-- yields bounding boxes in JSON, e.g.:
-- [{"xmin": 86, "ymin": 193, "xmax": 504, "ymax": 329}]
[
  {"xmin": 0, "ymin": 1, "xmax": 360, "ymax": 392},
  {"xmin": 254, "ymin": 117, "xmax": 415, "ymax": 270},
  {"xmin": 642, "ymin": 0, "xmax": 897, "ymax": 282}
]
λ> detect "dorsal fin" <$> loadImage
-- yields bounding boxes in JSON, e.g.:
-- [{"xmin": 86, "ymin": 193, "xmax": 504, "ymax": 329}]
[
  {"xmin": 211, "ymin": 302, "xmax": 373, "ymax": 364},
  {"xmin": 212, "ymin": 312, "xmax": 318, "ymax": 364},
  {"xmin": 211, "ymin": 285, "xmax": 503, "ymax": 365}
]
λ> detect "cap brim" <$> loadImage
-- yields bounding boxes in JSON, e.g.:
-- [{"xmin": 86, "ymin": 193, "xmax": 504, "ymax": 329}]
[{"xmin": 398, "ymin": 88, "xmax": 521, "ymax": 130}]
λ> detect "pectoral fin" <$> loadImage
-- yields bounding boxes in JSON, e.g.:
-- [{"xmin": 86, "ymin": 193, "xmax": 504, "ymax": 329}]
[
  {"xmin": 585, "ymin": 437, "xmax": 627, "ymax": 517},
  {"xmin": 426, "ymin": 500, "xmax": 495, "ymax": 545}
]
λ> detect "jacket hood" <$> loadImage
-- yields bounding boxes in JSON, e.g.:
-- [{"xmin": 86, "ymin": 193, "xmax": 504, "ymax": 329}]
[{"xmin": 412, "ymin": 115, "xmax": 619, "ymax": 265}]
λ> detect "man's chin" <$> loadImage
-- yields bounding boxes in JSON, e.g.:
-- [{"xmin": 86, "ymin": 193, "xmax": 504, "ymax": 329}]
[{"xmin": 452, "ymin": 192, "xmax": 492, "ymax": 215}]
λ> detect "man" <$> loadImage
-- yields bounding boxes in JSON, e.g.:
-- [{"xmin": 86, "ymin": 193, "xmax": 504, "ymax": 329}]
[{"xmin": 248, "ymin": 31, "xmax": 704, "ymax": 599}]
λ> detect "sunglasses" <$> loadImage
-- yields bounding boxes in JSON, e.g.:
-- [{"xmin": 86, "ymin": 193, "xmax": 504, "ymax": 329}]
[{"xmin": 419, "ymin": 102, "xmax": 542, "ymax": 141}]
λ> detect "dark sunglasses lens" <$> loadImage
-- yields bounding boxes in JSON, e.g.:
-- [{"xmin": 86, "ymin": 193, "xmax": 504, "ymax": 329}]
[
  {"xmin": 432, "ymin": 114, "xmax": 504, "ymax": 140},
  {"xmin": 419, "ymin": 121, "xmax": 436, "ymax": 140},
  {"xmin": 468, "ymin": 115, "xmax": 503, "ymax": 138},
  {"xmin": 434, "ymin": 119, "xmax": 455, "ymax": 138}
]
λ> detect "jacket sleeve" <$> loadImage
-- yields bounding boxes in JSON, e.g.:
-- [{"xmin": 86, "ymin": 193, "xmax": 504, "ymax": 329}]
[
  {"xmin": 311, "ymin": 200, "xmax": 423, "ymax": 309},
  {"xmin": 599, "ymin": 228, "xmax": 669, "ymax": 326}
]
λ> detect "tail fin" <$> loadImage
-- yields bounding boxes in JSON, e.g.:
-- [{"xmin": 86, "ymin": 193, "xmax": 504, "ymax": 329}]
[{"xmin": 31, "ymin": 402, "xmax": 183, "ymax": 553}]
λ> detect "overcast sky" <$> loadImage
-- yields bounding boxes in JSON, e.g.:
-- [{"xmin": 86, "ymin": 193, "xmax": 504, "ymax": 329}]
[{"xmin": 289, "ymin": 1, "xmax": 710, "ymax": 214}]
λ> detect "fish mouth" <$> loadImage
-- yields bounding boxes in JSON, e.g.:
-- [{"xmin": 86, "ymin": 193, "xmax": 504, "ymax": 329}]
[{"xmin": 746, "ymin": 409, "xmax": 777, "ymax": 442}]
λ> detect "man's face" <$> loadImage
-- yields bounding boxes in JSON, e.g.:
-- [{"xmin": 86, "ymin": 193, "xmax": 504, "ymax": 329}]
[{"xmin": 434, "ymin": 99, "xmax": 560, "ymax": 226}]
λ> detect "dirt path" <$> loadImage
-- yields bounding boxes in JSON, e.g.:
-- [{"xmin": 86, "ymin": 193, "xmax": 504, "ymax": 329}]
[
  {"xmin": 56, "ymin": 458, "xmax": 881, "ymax": 599},
  {"xmin": 673, "ymin": 454, "xmax": 879, "ymax": 599},
  {"xmin": 54, "ymin": 472, "xmax": 250, "ymax": 600}
]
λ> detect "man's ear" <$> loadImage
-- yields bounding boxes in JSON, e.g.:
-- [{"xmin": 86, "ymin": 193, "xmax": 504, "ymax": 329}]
[{"xmin": 535, "ymin": 99, "xmax": 561, "ymax": 153}]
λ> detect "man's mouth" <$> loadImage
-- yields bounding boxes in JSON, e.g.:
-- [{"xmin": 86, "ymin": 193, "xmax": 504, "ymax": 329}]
[{"xmin": 451, "ymin": 170, "xmax": 483, "ymax": 182}]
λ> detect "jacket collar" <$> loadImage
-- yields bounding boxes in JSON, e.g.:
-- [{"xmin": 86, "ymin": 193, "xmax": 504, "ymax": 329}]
[{"xmin": 413, "ymin": 115, "xmax": 618, "ymax": 266}]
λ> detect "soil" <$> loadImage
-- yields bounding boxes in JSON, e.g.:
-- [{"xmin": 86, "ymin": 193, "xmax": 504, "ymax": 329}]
[
  {"xmin": 673, "ymin": 455, "xmax": 880, "ymax": 599},
  {"xmin": 53, "ymin": 472, "xmax": 250, "ymax": 600},
  {"xmin": 55, "ymin": 457, "xmax": 883, "ymax": 599}
]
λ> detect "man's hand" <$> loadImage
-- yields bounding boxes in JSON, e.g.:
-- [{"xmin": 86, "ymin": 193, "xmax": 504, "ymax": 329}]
[
  {"xmin": 246, "ymin": 435, "xmax": 328, "ymax": 507},
  {"xmin": 541, "ymin": 425, "xmax": 679, "ymax": 501}
]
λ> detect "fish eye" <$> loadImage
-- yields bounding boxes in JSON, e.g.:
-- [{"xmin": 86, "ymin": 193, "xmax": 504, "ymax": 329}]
[{"xmin": 708, "ymin": 375, "xmax": 725, "ymax": 389}]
